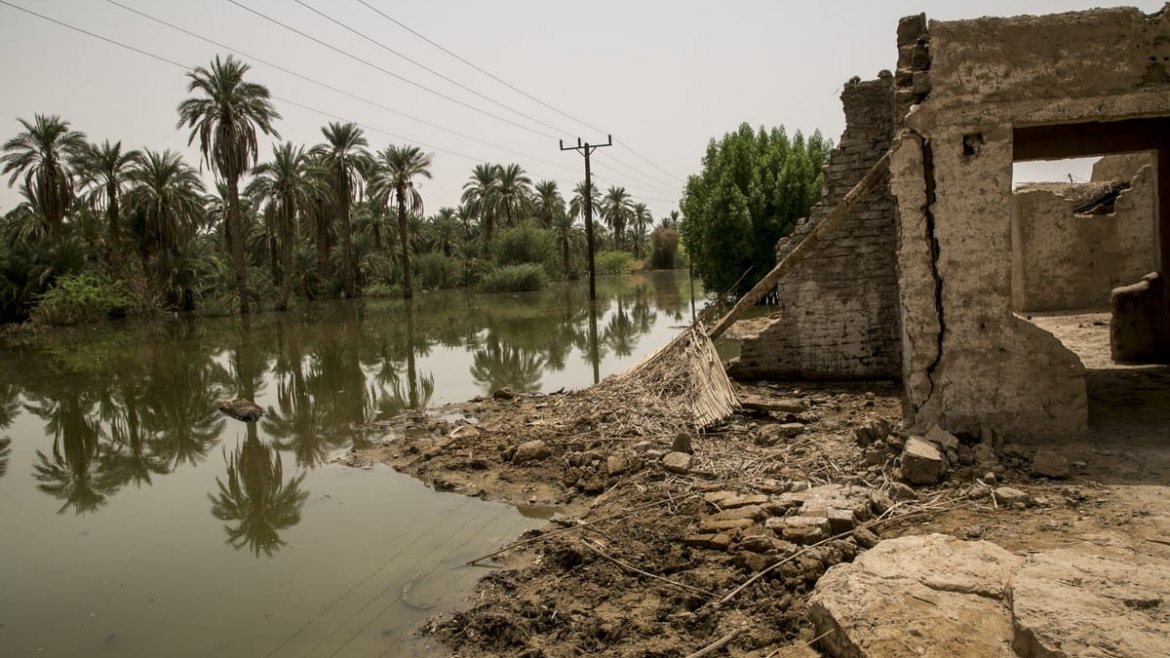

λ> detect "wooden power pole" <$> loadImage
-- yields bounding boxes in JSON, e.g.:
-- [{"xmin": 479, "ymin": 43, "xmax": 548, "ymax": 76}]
[{"xmin": 560, "ymin": 135, "xmax": 612, "ymax": 300}]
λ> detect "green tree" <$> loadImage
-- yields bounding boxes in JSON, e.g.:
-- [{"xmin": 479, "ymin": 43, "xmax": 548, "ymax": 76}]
[
  {"xmin": 124, "ymin": 149, "xmax": 206, "ymax": 281},
  {"xmin": 680, "ymin": 123, "xmax": 828, "ymax": 295},
  {"xmin": 177, "ymin": 55, "xmax": 281, "ymax": 314},
  {"xmin": 74, "ymin": 140, "xmax": 141, "ymax": 276},
  {"xmin": 372, "ymin": 144, "xmax": 433, "ymax": 300},
  {"xmin": 313, "ymin": 122, "xmax": 370, "ymax": 298},
  {"xmin": 247, "ymin": 142, "xmax": 323, "ymax": 310},
  {"xmin": 601, "ymin": 186, "xmax": 633, "ymax": 251},
  {"xmin": 1, "ymin": 114, "xmax": 87, "ymax": 237},
  {"xmin": 461, "ymin": 163, "xmax": 498, "ymax": 253}
]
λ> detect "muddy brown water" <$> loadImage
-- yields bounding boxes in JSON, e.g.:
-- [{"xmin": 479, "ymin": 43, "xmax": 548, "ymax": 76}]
[{"xmin": 0, "ymin": 272, "xmax": 705, "ymax": 657}]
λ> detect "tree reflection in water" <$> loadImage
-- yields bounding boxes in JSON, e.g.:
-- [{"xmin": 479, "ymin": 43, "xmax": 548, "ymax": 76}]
[
  {"xmin": 29, "ymin": 394, "xmax": 110, "ymax": 514},
  {"xmin": 208, "ymin": 427, "xmax": 308, "ymax": 558},
  {"xmin": 0, "ymin": 437, "xmax": 11, "ymax": 480}
]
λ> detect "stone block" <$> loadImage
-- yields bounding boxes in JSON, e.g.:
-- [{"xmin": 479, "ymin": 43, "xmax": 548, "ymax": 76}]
[
  {"xmin": 924, "ymin": 425, "xmax": 960, "ymax": 453},
  {"xmin": 661, "ymin": 451, "xmax": 692, "ymax": 474},
  {"xmin": 827, "ymin": 508, "xmax": 857, "ymax": 535},
  {"xmin": 720, "ymin": 494, "xmax": 770, "ymax": 510},
  {"xmin": 766, "ymin": 515, "xmax": 831, "ymax": 545},
  {"xmin": 1030, "ymin": 450, "xmax": 1069, "ymax": 479},
  {"xmin": 699, "ymin": 517, "xmax": 756, "ymax": 533},
  {"xmin": 512, "ymin": 440, "xmax": 551, "ymax": 464},
  {"xmin": 683, "ymin": 533, "xmax": 731, "ymax": 551},
  {"xmin": 902, "ymin": 437, "xmax": 945, "ymax": 485}
]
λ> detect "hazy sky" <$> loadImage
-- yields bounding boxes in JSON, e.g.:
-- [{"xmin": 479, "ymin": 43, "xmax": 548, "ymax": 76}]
[{"xmin": 1, "ymin": 0, "xmax": 1164, "ymax": 217}]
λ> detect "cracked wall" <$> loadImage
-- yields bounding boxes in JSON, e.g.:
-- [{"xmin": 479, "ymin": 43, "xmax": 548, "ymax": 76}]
[
  {"xmin": 892, "ymin": 5, "xmax": 1170, "ymax": 441},
  {"xmin": 729, "ymin": 77, "xmax": 902, "ymax": 381},
  {"xmin": 1011, "ymin": 154, "xmax": 1157, "ymax": 312}
]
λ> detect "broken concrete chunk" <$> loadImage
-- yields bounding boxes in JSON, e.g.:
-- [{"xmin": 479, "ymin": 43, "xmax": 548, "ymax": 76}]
[
  {"xmin": 661, "ymin": 451, "xmax": 693, "ymax": 474},
  {"xmin": 720, "ymin": 494, "xmax": 770, "ymax": 510},
  {"xmin": 512, "ymin": 440, "xmax": 551, "ymax": 464},
  {"xmin": 708, "ymin": 505, "xmax": 766, "ymax": 523},
  {"xmin": 1010, "ymin": 547, "xmax": 1170, "ymax": 658},
  {"xmin": 1029, "ymin": 449, "xmax": 1070, "ymax": 479},
  {"xmin": 810, "ymin": 534, "xmax": 1022, "ymax": 658},
  {"xmin": 827, "ymin": 508, "xmax": 857, "ymax": 535},
  {"xmin": 671, "ymin": 432, "xmax": 693, "ymax": 454},
  {"xmin": 699, "ymin": 517, "xmax": 756, "ymax": 533},
  {"xmin": 766, "ymin": 515, "xmax": 831, "ymax": 545},
  {"xmin": 901, "ymin": 436, "xmax": 945, "ymax": 485},
  {"xmin": 924, "ymin": 424, "xmax": 960, "ymax": 453}
]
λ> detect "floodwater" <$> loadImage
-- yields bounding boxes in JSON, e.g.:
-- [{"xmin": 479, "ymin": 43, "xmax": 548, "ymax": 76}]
[{"xmin": 0, "ymin": 271, "xmax": 705, "ymax": 657}]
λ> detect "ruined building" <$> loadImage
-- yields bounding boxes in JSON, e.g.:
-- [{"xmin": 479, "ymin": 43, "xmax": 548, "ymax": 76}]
[{"xmin": 732, "ymin": 5, "xmax": 1170, "ymax": 442}]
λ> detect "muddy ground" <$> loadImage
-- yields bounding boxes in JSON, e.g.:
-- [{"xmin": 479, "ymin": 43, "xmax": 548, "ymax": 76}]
[{"xmin": 354, "ymin": 314, "xmax": 1170, "ymax": 658}]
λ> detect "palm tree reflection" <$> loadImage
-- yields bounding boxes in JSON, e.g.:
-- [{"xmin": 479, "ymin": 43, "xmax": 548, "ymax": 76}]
[
  {"xmin": 30, "ymin": 395, "xmax": 110, "ymax": 514},
  {"xmin": 0, "ymin": 437, "xmax": 11, "ymax": 480},
  {"xmin": 208, "ymin": 428, "xmax": 309, "ymax": 558}
]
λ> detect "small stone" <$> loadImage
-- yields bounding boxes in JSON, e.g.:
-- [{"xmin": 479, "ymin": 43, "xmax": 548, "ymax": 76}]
[
  {"xmin": 683, "ymin": 533, "xmax": 731, "ymax": 550},
  {"xmin": 672, "ymin": 432, "xmax": 693, "ymax": 454},
  {"xmin": 512, "ymin": 440, "xmax": 551, "ymax": 464},
  {"xmin": 579, "ymin": 475, "xmax": 606, "ymax": 494},
  {"xmin": 983, "ymin": 471, "xmax": 998, "ymax": 483},
  {"xmin": 448, "ymin": 424, "xmax": 480, "ymax": 439},
  {"xmin": 827, "ymin": 508, "xmax": 857, "ymax": 535},
  {"xmin": 852, "ymin": 526, "xmax": 880, "ymax": 549},
  {"xmin": 703, "ymin": 490, "xmax": 736, "ymax": 505},
  {"xmin": 779, "ymin": 422, "xmax": 805, "ymax": 438},
  {"xmin": 605, "ymin": 455, "xmax": 628, "ymax": 476},
  {"xmin": 218, "ymin": 398, "xmax": 263, "ymax": 422},
  {"xmin": 491, "ymin": 387, "xmax": 515, "ymax": 400},
  {"xmin": 708, "ymin": 505, "xmax": 766, "ymax": 523},
  {"xmin": 721, "ymin": 494, "xmax": 770, "ymax": 510},
  {"xmin": 632, "ymin": 441, "xmax": 654, "ymax": 453},
  {"xmin": 699, "ymin": 517, "xmax": 756, "ymax": 533},
  {"xmin": 1031, "ymin": 450, "xmax": 1070, "ymax": 479},
  {"xmin": 901, "ymin": 437, "xmax": 945, "ymax": 485},
  {"xmin": 739, "ymin": 534, "xmax": 780, "ymax": 554},
  {"xmin": 994, "ymin": 486, "xmax": 1032, "ymax": 507},
  {"xmin": 662, "ymin": 451, "xmax": 693, "ymax": 474}
]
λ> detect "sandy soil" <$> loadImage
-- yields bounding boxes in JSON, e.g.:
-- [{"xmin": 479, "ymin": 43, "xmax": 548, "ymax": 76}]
[{"xmin": 354, "ymin": 314, "xmax": 1170, "ymax": 657}]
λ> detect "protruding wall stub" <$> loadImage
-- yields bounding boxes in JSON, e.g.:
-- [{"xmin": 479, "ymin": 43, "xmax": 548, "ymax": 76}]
[{"xmin": 1111, "ymin": 272, "xmax": 1168, "ymax": 363}]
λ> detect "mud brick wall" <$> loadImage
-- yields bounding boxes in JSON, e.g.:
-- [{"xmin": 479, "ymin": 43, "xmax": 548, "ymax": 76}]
[{"xmin": 730, "ymin": 76, "xmax": 902, "ymax": 380}]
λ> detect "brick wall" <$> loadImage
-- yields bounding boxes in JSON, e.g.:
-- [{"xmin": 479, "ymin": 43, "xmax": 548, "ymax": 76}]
[{"xmin": 729, "ymin": 76, "xmax": 903, "ymax": 380}]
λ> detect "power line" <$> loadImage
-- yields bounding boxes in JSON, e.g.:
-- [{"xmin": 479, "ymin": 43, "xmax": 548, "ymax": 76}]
[
  {"xmin": 0, "ymin": 1, "xmax": 581, "ymax": 196},
  {"xmin": 350, "ymin": 1, "xmax": 690, "ymax": 187},
  {"xmin": 220, "ymin": 0, "xmax": 559, "ymax": 140},
  {"xmin": 291, "ymin": 0, "xmax": 568, "ymax": 138},
  {"xmin": 95, "ymin": 0, "xmax": 585, "ymax": 176}
]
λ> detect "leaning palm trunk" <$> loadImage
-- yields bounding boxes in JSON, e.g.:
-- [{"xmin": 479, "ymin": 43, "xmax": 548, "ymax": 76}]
[
  {"xmin": 226, "ymin": 178, "xmax": 250, "ymax": 314},
  {"xmin": 397, "ymin": 190, "xmax": 413, "ymax": 300}
]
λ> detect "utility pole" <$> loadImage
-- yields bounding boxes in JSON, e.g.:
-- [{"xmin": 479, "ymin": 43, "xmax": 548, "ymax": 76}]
[{"xmin": 560, "ymin": 135, "xmax": 612, "ymax": 300}]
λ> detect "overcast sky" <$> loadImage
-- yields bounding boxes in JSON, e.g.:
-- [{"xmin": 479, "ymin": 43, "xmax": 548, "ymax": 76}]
[{"xmin": 1, "ymin": 0, "xmax": 1164, "ymax": 218}]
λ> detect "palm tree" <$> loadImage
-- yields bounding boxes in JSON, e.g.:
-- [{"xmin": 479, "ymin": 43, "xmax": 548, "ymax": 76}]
[
  {"xmin": 494, "ymin": 163, "xmax": 533, "ymax": 229},
  {"xmin": 176, "ymin": 55, "xmax": 281, "ymax": 314},
  {"xmin": 630, "ymin": 202, "xmax": 651, "ymax": 259},
  {"xmin": 427, "ymin": 207, "xmax": 461, "ymax": 257},
  {"xmin": 312, "ymin": 122, "xmax": 370, "ymax": 298},
  {"xmin": 569, "ymin": 180, "xmax": 601, "ymax": 223},
  {"xmin": 601, "ymin": 186, "xmax": 633, "ymax": 251},
  {"xmin": 372, "ymin": 144, "xmax": 432, "ymax": 300},
  {"xmin": 246, "ymin": 143, "xmax": 323, "ymax": 310},
  {"xmin": 660, "ymin": 210, "xmax": 680, "ymax": 229},
  {"xmin": 461, "ymin": 163, "xmax": 498, "ymax": 254},
  {"xmin": 1, "ymin": 114, "xmax": 87, "ymax": 236},
  {"xmin": 73, "ymin": 140, "xmax": 141, "ymax": 276},
  {"xmin": 532, "ymin": 179, "xmax": 564, "ymax": 229},
  {"xmin": 124, "ymin": 149, "xmax": 206, "ymax": 282},
  {"xmin": 551, "ymin": 212, "xmax": 584, "ymax": 278}
]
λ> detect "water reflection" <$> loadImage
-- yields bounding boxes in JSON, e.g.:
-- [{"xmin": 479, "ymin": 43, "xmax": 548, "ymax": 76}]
[
  {"xmin": 3, "ymin": 271, "xmax": 701, "ymax": 536},
  {"xmin": 209, "ymin": 428, "xmax": 309, "ymax": 558}
]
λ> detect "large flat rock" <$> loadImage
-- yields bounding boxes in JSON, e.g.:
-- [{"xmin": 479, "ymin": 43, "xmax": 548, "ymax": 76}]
[
  {"xmin": 810, "ymin": 533, "xmax": 1170, "ymax": 658},
  {"xmin": 1010, "ymin": 547, "xmax": 1170, "ymax": 658},
  {"xmin": 809, "ymin": 534, "xmax": 1021, "ymax": 658}
]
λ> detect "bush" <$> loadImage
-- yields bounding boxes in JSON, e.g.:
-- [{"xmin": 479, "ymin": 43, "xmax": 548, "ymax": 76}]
[
  {"xmin": 493, "ymin": 225, "xmax": 555, "ymax": 269},
  {"xmin": 479, "ymin": 264, "xmax": 548, "ymax": 293},
  {"xmin": 31, "ymin": 273, "xmax": 128, "ymax": 326},
  {"xmin": 414, "ymin": 252, "xmax": 461, "ymax": 290},
  {"xmin": 650, "ymin": 226, "xmax": 681, "ymax": 270},
  {"xmin": 595, "ymin": 250, "xmax": 635, "ymax": 275}
]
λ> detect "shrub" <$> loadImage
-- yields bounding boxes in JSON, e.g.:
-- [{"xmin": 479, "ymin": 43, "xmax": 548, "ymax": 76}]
[
  {"xmin": 31, "ymin": 273, "xmax": 128, "ymax": 326},
  {"xmin": 493, "ymin": 225, "xmax": 555, "ymax": 269},
  {"xmin": 595, "ymin": 250, "xmax": 635, "ymax": 275},
  {"xmin": 414, "ymin": 252, "xmax": 461, "ymax": 290},
  {"xmin": 480, "ymin": 264, "xmax": 548, "ymax": 293}
]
